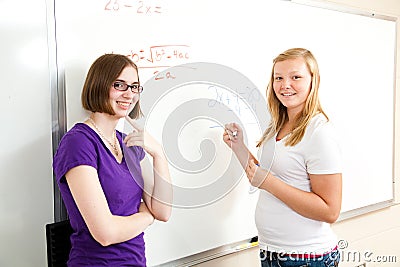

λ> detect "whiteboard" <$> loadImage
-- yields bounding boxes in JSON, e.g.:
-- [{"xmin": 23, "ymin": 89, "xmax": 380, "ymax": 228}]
[{"xmin": 53, "ymin": 0, "xmax": 396, "ymax": 265}]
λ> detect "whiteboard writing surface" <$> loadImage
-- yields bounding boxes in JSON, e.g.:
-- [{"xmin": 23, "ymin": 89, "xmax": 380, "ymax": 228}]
[{"xmin": 54, "ymin": 0, "xmax": 395, "ymax": 265}]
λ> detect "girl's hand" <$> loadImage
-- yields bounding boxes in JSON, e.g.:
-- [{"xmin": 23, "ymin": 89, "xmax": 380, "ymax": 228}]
[
  {"xmin": 139, "ymin": 202, "xmax": 155, "ymax": 225},
  {"xmin": 246, "ymin": 159, "xmax": 269, "ymax": 188},
  {"xmin": 223, "ymin": 122, "xmax": 244, "ymax": 149},
  {"xmin": 124, "ymin": 116, "xmax": 163, "ymax": 157}
]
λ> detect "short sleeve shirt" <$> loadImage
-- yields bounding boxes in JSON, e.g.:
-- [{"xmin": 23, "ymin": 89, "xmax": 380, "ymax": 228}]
[
  {"xmin": 256, "ymin": 114, "xmax": 342, "ymax": 254},
  {"xmin": 53, "ymin": 123, "xmax": 146, "ymax": 266}
]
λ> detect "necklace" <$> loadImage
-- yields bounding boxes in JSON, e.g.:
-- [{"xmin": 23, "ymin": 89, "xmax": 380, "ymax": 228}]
[{"xmin": 88, "ymin": 117, "xmax": 119, "ymax": 156}]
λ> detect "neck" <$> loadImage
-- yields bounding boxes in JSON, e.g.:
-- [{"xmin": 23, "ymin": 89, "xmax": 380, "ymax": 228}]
[
  {"xmin": 89, "ymin": 113, "xmax": 119, "ymax": 138},
  {"xmin": 286, "ymin": 108, "xmax": 302, "ymax": 124},
  {"xmin": 88, "ymin": 114, "xmax": 120, "ymax": 156}
]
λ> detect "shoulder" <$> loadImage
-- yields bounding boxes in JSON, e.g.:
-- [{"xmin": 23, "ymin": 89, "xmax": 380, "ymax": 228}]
[
  {"xmin": 306, "ymin": 113, "xmax": 337, "ymax": 141},
  {"xmin": 304, "ymin": 114, "xmax": 342, "ymax": 173},
  {"xmin": 308, "ymin": 113, "xmax": 329, "ymax": 131},
  {"xmin": 61, "ymin": 123, "xmax": 96, "ymax": 144},
  {"xmin": 303, "ymin": 114, "xmax": 340, "ymax": 154},
  {"xmin": 57, "ymin": 123, "xmax": 101, "ymax": 156},
  {"xmin": 302, "ymin": 113, "xmax": 341, "ymax": 155},
  {"xmin": 56, "ymin": 123, "xmax": 95, "ymax": 150},
  {"xmin": 53, "ymin": 123, "xmax": 99, "ymax": 179}
]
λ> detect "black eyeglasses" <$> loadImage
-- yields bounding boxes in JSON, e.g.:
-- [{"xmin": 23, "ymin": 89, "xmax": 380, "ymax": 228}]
[{"xmin": 113, "ymin": 81, "xmax": 143, "ymax": 93}]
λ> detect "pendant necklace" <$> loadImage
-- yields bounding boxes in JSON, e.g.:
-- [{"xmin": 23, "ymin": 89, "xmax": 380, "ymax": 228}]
[{"xmin": 88, "ymin": 117, "xmax": 119, "ymax": 156}]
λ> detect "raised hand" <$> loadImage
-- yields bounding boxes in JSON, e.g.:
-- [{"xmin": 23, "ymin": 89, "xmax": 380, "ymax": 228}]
[
  {"xmin": 124, "ymin": 116, "xmax": 163, "ymax": 157},
  {"xmin": 223, "ymin": 122, "xmax": 244, "ymax": 149}
]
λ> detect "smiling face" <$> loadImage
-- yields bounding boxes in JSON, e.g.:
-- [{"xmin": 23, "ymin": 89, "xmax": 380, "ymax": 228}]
[
  {"xmin": 109, "ymin": 66, "xmax": 140, "ymax": 118},
  {"xmin": 273, "ymin": 57, "xmax": 312, "ymax": 117}
]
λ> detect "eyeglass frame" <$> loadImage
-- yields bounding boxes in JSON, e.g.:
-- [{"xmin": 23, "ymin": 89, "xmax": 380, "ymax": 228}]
[{"xmin": 113, "ymin": 81, "xmax": 143, "ymax": 93}]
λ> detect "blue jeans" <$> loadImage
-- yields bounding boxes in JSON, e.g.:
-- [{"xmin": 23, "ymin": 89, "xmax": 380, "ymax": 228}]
[{"xmin": 260, "ymin": 249, "xmax": 340, "ymax": 267}]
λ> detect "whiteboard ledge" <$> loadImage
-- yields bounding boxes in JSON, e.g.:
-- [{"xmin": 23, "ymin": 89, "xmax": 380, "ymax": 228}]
[
  {"xmin": 152, "ymin": 200, "xmax": 398, "ymax": 266},
  {"xmin": 152, "ymin": 237, "xmax": 257, "ymax": 267},
  {"xmin": 337, "ymin": 200, "xmax": 396, "ymax": 221}
]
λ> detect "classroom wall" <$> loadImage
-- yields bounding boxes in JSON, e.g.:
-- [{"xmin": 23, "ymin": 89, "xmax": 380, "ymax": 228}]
[
  {"xmin": 0, "ymin": 0, "xmax": 53, "ymax": 266},
  {"xmin": 194, "ymin": 0, "xmax": 400, "ymax": 266}
]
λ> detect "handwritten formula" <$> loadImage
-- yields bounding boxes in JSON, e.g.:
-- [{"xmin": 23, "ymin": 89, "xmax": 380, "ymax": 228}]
[
  {"xmin": 125, "ymin": 45, "xmax": 190, "ymax": 68},
  {"xmin": 208, "ymin": 85, "xmax": 262, "ymax": 116},
  {"xmin": 112, "ymin": 45, "xmax": 190, "ymax": 81},
  {"xmin": 105, "ymin": 0, "xmax": 163, "ymax": 14}
]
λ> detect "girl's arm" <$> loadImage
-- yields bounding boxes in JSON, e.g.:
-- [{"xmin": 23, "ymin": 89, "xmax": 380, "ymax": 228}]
[
  {"xmin": 124, "ymin": 116, "xmax": 172, "ymax": 222},
  {"xmin": 223, "ymin": 122, "xmax": 259, "ymax": 169},
  {"xmin": 66, "ymin": 165, "xmax": 154, "ymax": 247},
  {"xmin": 246, "ymin": 160, "xmax": 342, "ymax": 223},
  {"xmin": 140, "ymin": 151, "xmax": 172, "ymax": 222},
  {"xmin": 225, "ymin": 122, "xmax": 342, "ymax": 223}
]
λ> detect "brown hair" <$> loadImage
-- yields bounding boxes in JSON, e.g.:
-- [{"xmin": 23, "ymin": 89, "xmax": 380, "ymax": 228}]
[
  {"xmin": 257, "ymin": 48, "xmax": 328, "ymax": 147},
  {"xmin": 81, "ymin": 53, "xmax": 143, "ymax": 119}
]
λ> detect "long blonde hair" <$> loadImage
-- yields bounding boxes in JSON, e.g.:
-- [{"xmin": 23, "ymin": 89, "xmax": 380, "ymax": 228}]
[{"xmin": 257, "ymin": 48, "xmax": 328, "ymax": 147}]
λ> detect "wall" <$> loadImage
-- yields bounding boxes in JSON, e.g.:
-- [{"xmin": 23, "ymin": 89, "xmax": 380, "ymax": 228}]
[
  {"xmin": 194, "ymin": 0, "xmax": 400, "ymax": 266},
  {"xmin": 0, "ymin": 0, "xmax": 54, "ymax": 266}
]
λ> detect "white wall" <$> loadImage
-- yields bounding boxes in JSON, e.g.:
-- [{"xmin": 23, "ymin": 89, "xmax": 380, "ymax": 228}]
[
  {"xmin": 0, "ymin": 0, "xmax": 53, "ymax": 266},
  {"xmin": 194, "ymin": 0, "xmax": 400, "ymax": 266}
]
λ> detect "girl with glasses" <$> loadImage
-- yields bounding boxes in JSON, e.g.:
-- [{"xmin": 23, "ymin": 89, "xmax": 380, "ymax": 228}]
[{"xmin": 53, "ymin": 54, "xmax": 172, "ymax": 266}]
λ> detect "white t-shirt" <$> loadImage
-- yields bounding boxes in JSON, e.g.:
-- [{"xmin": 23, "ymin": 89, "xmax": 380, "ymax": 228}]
[{"xmin": 256, "ymin": 113, "xmax": 342, "ymax": 254}]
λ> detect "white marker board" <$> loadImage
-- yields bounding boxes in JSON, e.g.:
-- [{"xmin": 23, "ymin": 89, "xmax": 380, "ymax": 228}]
[{"xmin": 53, "ymin": 0, "xmax": 395, "ymax": 265}]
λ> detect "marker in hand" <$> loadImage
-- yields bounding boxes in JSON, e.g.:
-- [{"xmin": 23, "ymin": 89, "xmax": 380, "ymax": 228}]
[
  {"xmin": 227, "ymin": 129, "xmax": 237, "ymax": 140},
  {"xmin": 232, "ymin": 130, "xmax": 238, "ymax": 138}
]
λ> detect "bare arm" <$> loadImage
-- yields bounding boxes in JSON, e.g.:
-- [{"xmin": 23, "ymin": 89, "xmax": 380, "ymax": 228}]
[
  {"xmin": 224, "ymin": 122, "xmax": 342, "ymax": 223},
  {"xmin": 247, "ymin": 160, "xmax": 342, "ymax": 223},
  {"xmin": 124, "ymin": 116, "xmax": 172, "ymax": 222},
  {"xmin": 66, "ymin": 165, "xmax": 154, "ymax": 246},
  {"xmin": 140, "ymin": 152, "xmax": 172, "ymax": 222},
  {"xmin": 223, "ymin": 122, "xmax": 259, "ymax": 169}
]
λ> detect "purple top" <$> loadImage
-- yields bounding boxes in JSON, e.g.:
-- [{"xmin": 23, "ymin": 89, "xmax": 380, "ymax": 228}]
[{"xmin": 53, "ymin": 123, "xmax": 146, "ymax": 266}]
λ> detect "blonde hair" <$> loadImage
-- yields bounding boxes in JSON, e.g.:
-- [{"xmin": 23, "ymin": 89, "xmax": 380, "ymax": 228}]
[{"xmin": 257, "ymin": 48, "xmax": 328, "ymax": 147}]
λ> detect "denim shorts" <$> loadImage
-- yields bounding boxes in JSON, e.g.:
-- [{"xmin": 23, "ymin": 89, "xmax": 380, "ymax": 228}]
[{"xmin": 260, "ymin": 248, "xmax": 340, "ymax": 267}]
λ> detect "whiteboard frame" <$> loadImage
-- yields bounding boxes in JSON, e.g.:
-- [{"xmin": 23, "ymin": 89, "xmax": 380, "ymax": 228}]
[
  {"xmin": 46, "ymin": 0, "xmax": 68, "ymax": 222},
  {"xmin": 48, "ymin": 0, "xmax": 398, "ymax": 265},
  {"xmin": 290, "ymin": 0, "xmax": 396, "ymax": 21}
]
